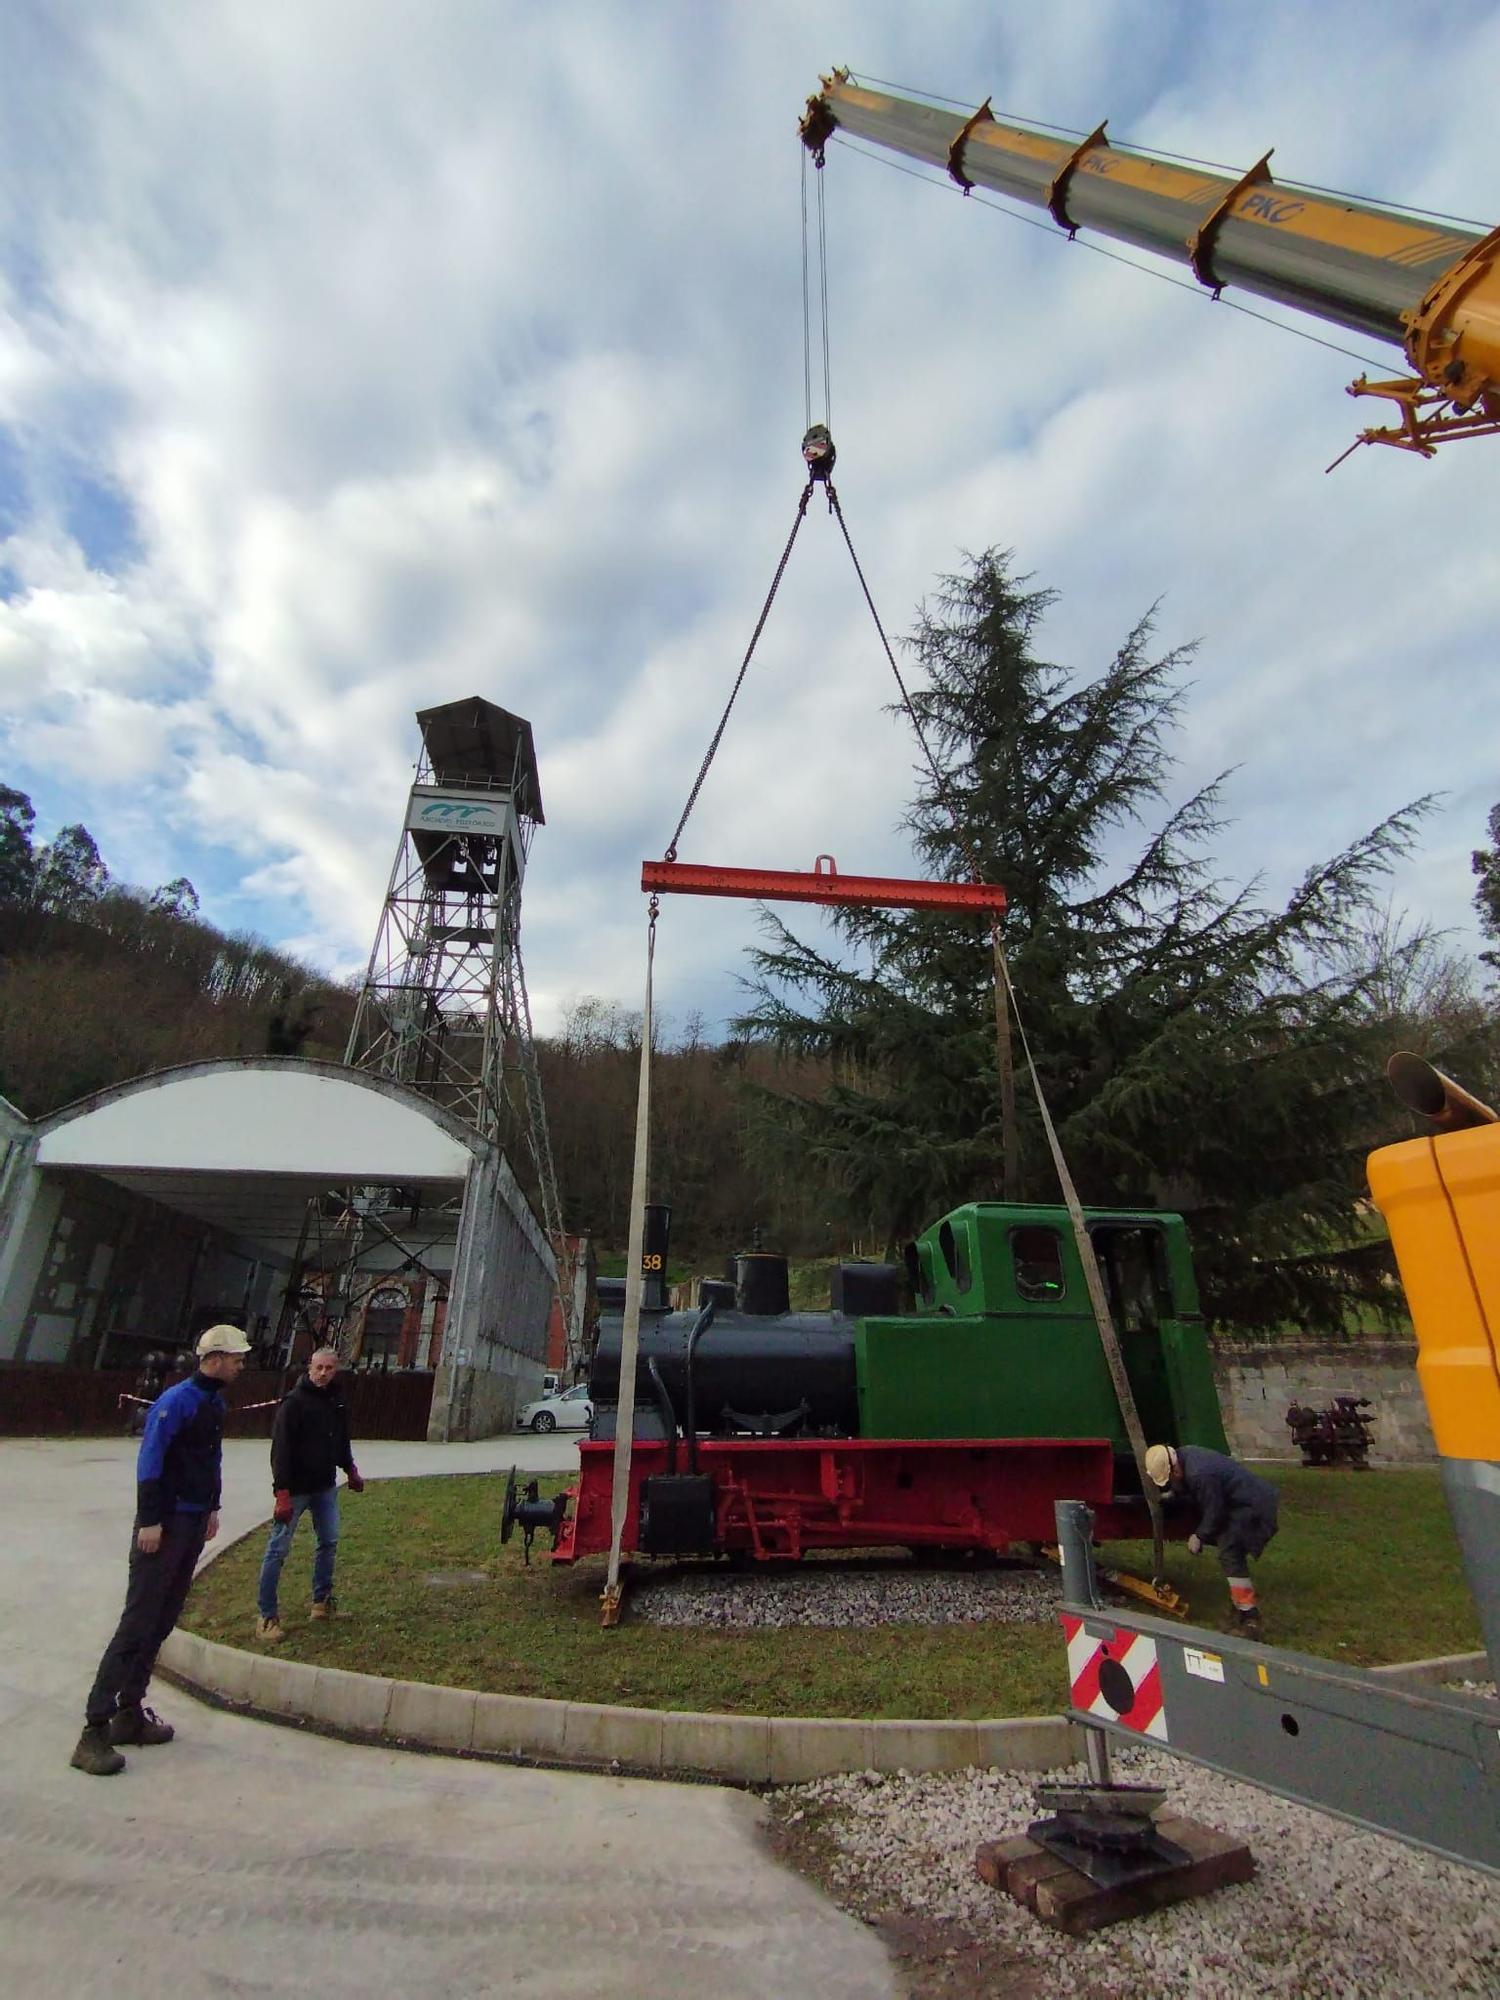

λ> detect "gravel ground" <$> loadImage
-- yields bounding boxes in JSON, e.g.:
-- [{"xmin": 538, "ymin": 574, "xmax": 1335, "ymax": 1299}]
[
  {"xmin": 772, "ymin": 1746, "xmax": 1500, "ymax": 1998},
  {"xmin": 630, "ymin": 1560, "xmax": 1061, "ymax": 1629}
]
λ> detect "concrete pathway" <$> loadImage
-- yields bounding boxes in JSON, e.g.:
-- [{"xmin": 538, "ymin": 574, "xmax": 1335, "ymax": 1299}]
[{"xmin": 0, "ymin": 1435, "xmax": 896, "ymax": 1999}]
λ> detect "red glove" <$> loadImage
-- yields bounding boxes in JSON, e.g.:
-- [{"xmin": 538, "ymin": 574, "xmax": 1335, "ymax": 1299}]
[
  {"xmin": 347, "ymin": 1467, "xmax": 364, "ymax": 1493},
  {"xmin": 273, "ymin": 1488, "xmax": 294, "ymax": 1524}
]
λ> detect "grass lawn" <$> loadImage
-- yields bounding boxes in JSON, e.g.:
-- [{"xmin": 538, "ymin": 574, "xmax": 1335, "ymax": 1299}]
[{"xmin": 181, "ymin": 1466, "xmax": 1483, "ymax": 1721}]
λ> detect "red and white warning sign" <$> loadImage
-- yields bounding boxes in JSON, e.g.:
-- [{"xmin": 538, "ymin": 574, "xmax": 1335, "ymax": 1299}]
[{"xmin": 1061, "ymin": 1613, "xmax": 1169, "ymax": 1741}]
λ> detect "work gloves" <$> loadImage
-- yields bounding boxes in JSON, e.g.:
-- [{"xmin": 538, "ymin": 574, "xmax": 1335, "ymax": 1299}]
[
  {"xmin": 273, "ymin": 1489, "xmax": 294, "ymax": 1524},
  {"xmin": 347, "ymin": 1466, "xmax": 365, "ymax": 1493}
]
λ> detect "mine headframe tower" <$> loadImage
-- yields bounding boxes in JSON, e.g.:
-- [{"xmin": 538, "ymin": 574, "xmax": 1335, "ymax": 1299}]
[{"xmin": 344, "ymin": 697, "xmax": 572, "ymax": 1347}]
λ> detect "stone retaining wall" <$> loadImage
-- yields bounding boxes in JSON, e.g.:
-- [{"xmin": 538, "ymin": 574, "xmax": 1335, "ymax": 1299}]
[{"xmin": 1214, "ymin": 1340, "xmax": 1435, "ymax": 1463}]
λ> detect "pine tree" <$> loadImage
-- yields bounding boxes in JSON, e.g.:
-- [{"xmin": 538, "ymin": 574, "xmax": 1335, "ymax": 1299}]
[
  {"xmin": 1472, "ymin": 803, "xmax": 1500, "ymax": 975},
  {"xmin": 0, "ymin": 786, "xmax": 36, "ymax": 904},
  {"xmin": 735, "ymin": 549, "xmax": 1433, "ymax": 1334}
]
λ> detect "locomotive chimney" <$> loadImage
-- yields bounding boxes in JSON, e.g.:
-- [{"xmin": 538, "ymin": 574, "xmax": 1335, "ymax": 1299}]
[{"xmin": 641, "ymin": 1204, "xmax": 671, "ymax": 1311}]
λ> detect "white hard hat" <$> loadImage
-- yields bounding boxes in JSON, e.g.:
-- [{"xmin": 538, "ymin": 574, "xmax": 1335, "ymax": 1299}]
[
  {"xmin": 196, "ymin": 1324, "xmax": 252, "ymax": 1358},
  {"xmin": 1144, "ymin": 1444, "xmax": 1176, "ymax": 1488}
]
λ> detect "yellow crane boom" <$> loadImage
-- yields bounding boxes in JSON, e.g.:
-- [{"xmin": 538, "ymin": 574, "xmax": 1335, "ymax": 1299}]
[{"xmin": 801, "ymin": 72, "xmax": 1500, "ymax": 459}]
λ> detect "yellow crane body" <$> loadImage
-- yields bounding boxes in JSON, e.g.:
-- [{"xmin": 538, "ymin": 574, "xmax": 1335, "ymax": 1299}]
[{"xmin": 1368, "ymin": 1118, "xmax": 1500, "ymax": 1668}]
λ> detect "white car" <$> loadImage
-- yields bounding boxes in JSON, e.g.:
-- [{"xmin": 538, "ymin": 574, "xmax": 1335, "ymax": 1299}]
[{"xmin": 518, "ymin": 1383, "xmax": 593, "ymax": 1433}]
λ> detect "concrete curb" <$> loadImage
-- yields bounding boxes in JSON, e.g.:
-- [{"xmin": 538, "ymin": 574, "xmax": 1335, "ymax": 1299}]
[
  {"xmin": 157, "ymin": 1630, "xmax": 1080, "ymax": 1785},
  {"xmin": 1370, "ymin": 1648, "xmax": 1490, "ymax": 1689}
]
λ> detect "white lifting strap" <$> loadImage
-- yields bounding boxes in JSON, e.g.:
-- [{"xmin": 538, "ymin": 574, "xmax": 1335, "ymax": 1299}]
[
  {"xmin": 992, "ymin": 935, "xmax": 1167, "ymax": 1581},
  {"xmin": 602, "ymin": 905, "xmax": 657, "ymax": 1620}
]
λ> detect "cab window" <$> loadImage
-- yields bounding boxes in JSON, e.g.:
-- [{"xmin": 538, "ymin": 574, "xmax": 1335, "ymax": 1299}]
[
  {"xmin": 937, "ymin": 1219, "xmax": 972, "ymax": 1294},
  {"xmin": 1011, "ymin": 1226, "xmax": 1065, "ymax": 1302}
]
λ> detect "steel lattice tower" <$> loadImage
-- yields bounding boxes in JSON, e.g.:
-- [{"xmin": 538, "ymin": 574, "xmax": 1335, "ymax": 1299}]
[{"xmin": 345, "ymin": 699, "xmax": 575, "ymax": 1352}]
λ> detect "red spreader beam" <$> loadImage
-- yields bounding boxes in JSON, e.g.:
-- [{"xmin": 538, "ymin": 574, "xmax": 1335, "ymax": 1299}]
[{"xmin": 641, "ymin": 856, "xmax": 1007, "ymax": 915}]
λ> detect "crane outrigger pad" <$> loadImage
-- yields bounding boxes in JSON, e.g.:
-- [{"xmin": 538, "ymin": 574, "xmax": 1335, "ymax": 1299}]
[{"xmin": 641, "ymin": 856, "xmax": 1008, "ymax": 915}]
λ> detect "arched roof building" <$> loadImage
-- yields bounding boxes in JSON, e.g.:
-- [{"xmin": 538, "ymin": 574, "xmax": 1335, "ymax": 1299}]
[{"xmin": 0, "ymin": 1059, "xmax": 553, "ymax": 1440}]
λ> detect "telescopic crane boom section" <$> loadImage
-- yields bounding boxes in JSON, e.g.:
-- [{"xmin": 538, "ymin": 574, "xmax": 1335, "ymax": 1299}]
[{"xmin": 801, "ymin": 72, "xmax": 1500, "ymax": 459}]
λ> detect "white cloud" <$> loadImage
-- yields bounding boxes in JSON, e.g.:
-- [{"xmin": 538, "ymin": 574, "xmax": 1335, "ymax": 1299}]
[{"xmin": 0, "ymin": 0, "xmax": 1497, "ymax": 1039}]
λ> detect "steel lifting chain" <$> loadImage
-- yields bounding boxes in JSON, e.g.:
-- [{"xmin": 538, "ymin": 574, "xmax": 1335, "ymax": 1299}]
[{"xmin": 662, "ymin": 476, "xmax": 814, "ymax": 862}]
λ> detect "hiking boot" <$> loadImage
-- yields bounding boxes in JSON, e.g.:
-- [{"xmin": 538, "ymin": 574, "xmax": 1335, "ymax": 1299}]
[
  {"xmin": 71, "ymin": 1723, "xmax": 126, "ymax": 1777},
  {"xmin": 1237, "ymin": 1607, "xmax": 1264, "ymax": 1638},
  {"xmin": 108, "ymin": 1703, "xmax": 175, "ymax": 1747},
  {"xmin": 255, "ymin": 1615, "xmax": 285, "ymax": 1643},
  {"xmin": 309, "ymin": 1596, "xmax": 336, "ymax": 1621}
]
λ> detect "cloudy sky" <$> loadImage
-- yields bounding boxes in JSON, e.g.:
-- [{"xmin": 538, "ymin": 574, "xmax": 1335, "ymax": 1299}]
[{"xmin": 3, "ymin": 1, "xmax": 1499, "ymax": 1040}]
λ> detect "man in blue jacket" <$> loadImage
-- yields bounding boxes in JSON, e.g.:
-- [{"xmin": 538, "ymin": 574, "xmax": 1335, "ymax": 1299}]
[
  {"xmin": 71, "ymin": 1323, "xmax": 251, "ymax": 1776},
  {"xmin": 1145, "ymin": 1442, "xmax": 1280, "ymax": 1635}
]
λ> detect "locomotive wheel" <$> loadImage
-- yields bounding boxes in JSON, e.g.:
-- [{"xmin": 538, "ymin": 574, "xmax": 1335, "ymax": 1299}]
[
  {"xmin": 500, "ymin": 1466, "xmax": 519, "ymax": 1545},
  {"xmin": 531, "ymin": 1411, "xmax": 557, "ymax": 1433}
]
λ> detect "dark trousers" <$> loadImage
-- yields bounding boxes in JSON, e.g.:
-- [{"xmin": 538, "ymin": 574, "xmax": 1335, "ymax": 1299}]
[{"xmin": 85, "ymin": 1513, "xmax": 208, "ymax": 1725}]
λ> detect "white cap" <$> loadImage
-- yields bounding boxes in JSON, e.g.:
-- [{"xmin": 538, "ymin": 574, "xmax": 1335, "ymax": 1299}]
[
  {"xmin": 1144, "ymin": 1444, "xmax": 1176, "ymax": 1487},
  {"xmin": 196, "ymin": 1324, "xmax": 252, "ymax": 1358}
]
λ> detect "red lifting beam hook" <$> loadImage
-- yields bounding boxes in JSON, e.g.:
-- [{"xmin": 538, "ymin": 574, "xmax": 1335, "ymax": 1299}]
[{"xmin": 641, "ymin": 857, "xmax": 1007, "ymax": 915}]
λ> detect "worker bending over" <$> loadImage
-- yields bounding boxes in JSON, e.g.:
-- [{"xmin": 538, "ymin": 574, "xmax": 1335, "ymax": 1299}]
[{"xmin": 1145, "ymin": 1443, "xmax": 1279, "ymax": 1635}]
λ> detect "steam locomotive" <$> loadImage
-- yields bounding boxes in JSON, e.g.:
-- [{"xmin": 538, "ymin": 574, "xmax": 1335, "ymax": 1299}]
[{"xmin": 550, "ymin": 1199, "xmax": 1228, "ymax": 1563}]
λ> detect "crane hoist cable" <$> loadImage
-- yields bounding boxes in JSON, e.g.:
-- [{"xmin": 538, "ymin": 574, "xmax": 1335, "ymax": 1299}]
[
  {"xmin": 605, "ymin": 169, "xmax": 1173, "ymax": 1606},
  {"xmin": 801, "ymin": 143, "xmax": 833, "ymax": 433}
]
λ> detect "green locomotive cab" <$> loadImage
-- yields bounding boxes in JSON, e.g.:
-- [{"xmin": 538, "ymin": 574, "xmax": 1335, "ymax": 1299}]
[{"xmin": 857, "ymin": 1202, "xmax": 1228, "ymax": 1457}]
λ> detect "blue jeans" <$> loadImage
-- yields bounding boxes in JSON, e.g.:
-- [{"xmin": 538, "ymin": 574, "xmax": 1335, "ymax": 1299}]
[{"xmin": 257, "ymin": 1486, "xmax": 339, "ymax": 1617}]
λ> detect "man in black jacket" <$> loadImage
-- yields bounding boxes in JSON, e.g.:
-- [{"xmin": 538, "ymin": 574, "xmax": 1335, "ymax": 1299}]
[
  {"xmin": 72, "ymin": 1322, "xmax": 251, "ymax": 1776},
  {"xmin": 1145, "ymin": 1442, "xmax": 1280, "ymax": 1635},
  {"xmin": 255, "ymin": 1346, "xmax": 363, "ymax": 1640}
]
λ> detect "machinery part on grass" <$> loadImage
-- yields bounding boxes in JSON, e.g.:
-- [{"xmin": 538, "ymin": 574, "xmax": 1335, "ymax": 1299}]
[
  {"xmin": 1286, "ymin": 1395, "xmax": 1376, "ymax": 1468},
  {"xmin": 501, "ymin": 1468, "xmax": 567, "ymax": 1566}
]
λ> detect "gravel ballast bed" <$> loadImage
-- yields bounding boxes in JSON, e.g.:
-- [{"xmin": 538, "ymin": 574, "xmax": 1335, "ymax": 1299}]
[
  {"xmin": 630, "ymin": 1561, "xmax": 1062, "ymax": 1629},
  {"xmin": 773, "ymin": 1745, "xmax": 1500, "ymax": 1997}
]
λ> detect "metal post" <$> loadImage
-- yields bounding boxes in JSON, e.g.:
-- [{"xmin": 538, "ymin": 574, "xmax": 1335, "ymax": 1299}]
[
  {"xmin": 1055, "ymin": 1498, "xmax": 1105, "ymax": 1611},
  {"xmin": 1083, "ymin": 1722, "xmax": 1113, "ymax": 1786}
]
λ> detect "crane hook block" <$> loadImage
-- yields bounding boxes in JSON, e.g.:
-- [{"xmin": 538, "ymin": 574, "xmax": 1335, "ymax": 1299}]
[{"xmin": 802, "ymin": 424, "xmax": 836, "ymax": 481}]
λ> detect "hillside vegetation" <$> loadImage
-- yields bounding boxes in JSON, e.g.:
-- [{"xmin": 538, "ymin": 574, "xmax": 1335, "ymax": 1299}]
[{"xmin": 0, "ymin": 787, "xmax": 354, "ymax": 1115}]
